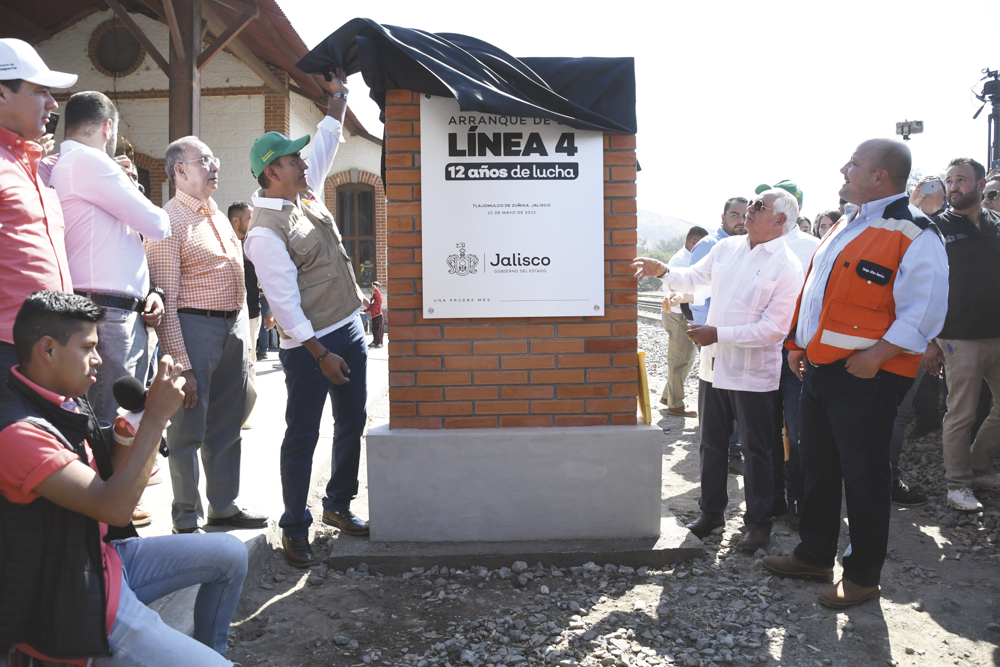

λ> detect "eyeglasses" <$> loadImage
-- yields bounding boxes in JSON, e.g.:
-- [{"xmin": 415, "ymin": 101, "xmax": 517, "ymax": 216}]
[
  {"xmin": 983, "ymin": 190, "xmax": 999, "ymax": 202},
  {"xmin": 181, "ymin": 155, "xmax": 221, "ymax": 170},
  {"xmin": 748, "ymin": 198, "xmax": 773, "ymax": 212}
]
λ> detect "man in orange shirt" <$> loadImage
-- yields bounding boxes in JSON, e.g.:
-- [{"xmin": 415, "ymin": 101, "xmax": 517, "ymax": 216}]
[
  {"xmin": 145, "ymin": 137, "xmax": 266, "ymax": 535},
  {"xmin": 0, "ymin": 39, "xmax": 77, "ymax": 399}
]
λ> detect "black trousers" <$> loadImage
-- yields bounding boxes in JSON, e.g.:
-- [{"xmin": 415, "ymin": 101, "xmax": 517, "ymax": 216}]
[
  {"xmin": 371, "ymin": 313, "xmax": 384, "ymax": 346},
  {"xmin": 698, "ymin": 380, "xmax": 777, "ymax": 532},
  {"xmin": 794, "ymin": 361, "xmax": 899, "ymax": 587}
]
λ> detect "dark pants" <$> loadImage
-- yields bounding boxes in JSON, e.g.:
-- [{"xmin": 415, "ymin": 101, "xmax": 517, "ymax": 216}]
[
  {"xmin": 781, "ymin": 348, "xmax": 805, "ymax": 501},
  {"xmin": 0, "ymin": 341, "xmax": 16, "ymax": 404},
  {"xmin": 911, "ymin": 370, "xmax": 941, "ymax": 430},
  {"xmin": 278, "ymin": 316, "xmax": 368, "ymax": 539},
  {"xmin": 794, "ymin": 362, "xmax": 899, "ymax": 587},
  {"xmin": 256, "ymin": 318, "xmax": 268, "ymax": 357},
  {"xmin": 771, "ymin": 384, "xmax": 786, "ymax": 503},
  {"xmin": 697, "ymin": 379, "xmax": 776, "ymax": 532},
  {"xmin": 371, "ymin": 313, "xmax": 384, "ymax": 346}
]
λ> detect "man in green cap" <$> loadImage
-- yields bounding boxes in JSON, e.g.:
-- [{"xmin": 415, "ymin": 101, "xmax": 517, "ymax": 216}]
[{"xmin": 243, "ymin": 68, "xmax": 370, "ymax": 568}]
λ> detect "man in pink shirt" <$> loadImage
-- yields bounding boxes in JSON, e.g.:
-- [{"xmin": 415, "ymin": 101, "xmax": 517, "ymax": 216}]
[
  {"xmin": 0, "ymin": 291, "xmax": 246, "ymax": 664},
  {"xmin": 0, "ymin": 39, "xmax": 78, "ymax": 400}
]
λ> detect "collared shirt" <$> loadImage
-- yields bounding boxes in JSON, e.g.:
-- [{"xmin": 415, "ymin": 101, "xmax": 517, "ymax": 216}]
[
  {"xmin": 934, "ymin": 207, "xmax": 1000, "ymax": 339},
  {"xmin": 0, "ymin": 125, "xmax": 72, "ymax": 344},
  {"xmin": 663, "ymin": 247, "xmax": 691, "ymax": 314},
  {"xmin": 245, "ymin": 116, "xmax": 356, "ymax": 349},
  {"xmin": 782, "ymin": 225, "xmax": 821, "ymax": 271},
  {"xmin": 145, "ymin": 190, "xmax": 246, "ymax": 370},
  {"xmin": 664, "ymin": 234, "xmax": 804, "ymax": 392},
  {"xmin": 689, "ymin": 226, "xmax": 731, "ymax": 324},
  {"xmin": 49, "ymin": 140, "xmax": 170, "ymax": 299},
  {"xmin": 365, "ymin": 287, "xmax": 383, "ymax": 317},
  {"xmin": 794, "ymin": 193, "xmax": 949, "ymax": 354}
]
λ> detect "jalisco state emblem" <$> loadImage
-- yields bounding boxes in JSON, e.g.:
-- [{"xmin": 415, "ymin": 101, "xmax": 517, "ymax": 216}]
[{"xmin": 446, "ymin": 242, "xmax": 479, "ymax": 276}]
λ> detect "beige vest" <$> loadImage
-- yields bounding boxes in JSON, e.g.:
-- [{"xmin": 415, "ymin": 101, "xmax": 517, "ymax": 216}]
[{"xmin": 248, "ymin": 189, "xmax": 363, "ymax": 340}]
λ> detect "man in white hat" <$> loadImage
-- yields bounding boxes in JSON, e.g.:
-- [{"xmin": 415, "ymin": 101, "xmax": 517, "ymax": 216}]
[{"xmin": 0, "ymin": 38, "xmax": 78, "ymax": 399}]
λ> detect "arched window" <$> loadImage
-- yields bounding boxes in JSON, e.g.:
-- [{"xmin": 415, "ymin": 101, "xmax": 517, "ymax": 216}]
[{"xmin": 336, "ymin": 183, "xmax": 376, "ymax": 287}]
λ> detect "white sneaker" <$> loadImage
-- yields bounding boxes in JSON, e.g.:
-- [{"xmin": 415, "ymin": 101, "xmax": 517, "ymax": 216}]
[
  {"xmin": 147, "ymin": 465, "xmax": 163, "ymax": 486},
  {"xmin": 969, "ymin": 473, "xmax": 1000, "ymax": 490},
  {"xmin": 947, "ymin": 487, "xmax": 983, "ymax": 512}
]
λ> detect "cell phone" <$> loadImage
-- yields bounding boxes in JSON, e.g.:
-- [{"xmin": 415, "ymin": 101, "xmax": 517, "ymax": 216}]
[
  {"xmin": 921, "ymin": 179, "xmax": 941, "ymax": 195},
  {"xmin": 44, "ymin": 111, "xmax": 59, "ymax": 136}
]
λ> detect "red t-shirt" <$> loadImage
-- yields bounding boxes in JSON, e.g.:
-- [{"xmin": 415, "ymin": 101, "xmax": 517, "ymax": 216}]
[{"xmin": 0, "ymin": 368, "xmax": 122, "ymax": 664}]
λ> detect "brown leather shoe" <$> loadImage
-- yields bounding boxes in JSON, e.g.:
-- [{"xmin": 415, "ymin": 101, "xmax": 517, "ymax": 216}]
[
  {"xmin": 322, "ymin": 509, "xmax": 370, "ymax": 536},
  {"xmin": 818, "ymin": 578, "xmax": 880, "ymax": 609},
  {"xmin": 131, "ymin": 508, "xmax": 152, "ymax": 527},
  {"xmin": 282, "ymin": 534, "xmax": 316, "ymax": 568},
  {"xmin": 761, "ymin": 554, "xmax": 834, "ymax": 582},
  {"xmin": 665, "ymin": 406, "xmax": 698, "ymax": 417},
  {"xmin": 739, "ymin": 529, "xmax": 770, "ymax": 553},
  {"xmin": 685, "ymin": 514, "xmax": 725, "ymax": 539}
]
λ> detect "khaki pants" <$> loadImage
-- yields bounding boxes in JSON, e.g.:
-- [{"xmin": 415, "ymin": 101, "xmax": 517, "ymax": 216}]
[
  {"xmin": 940, "ymin": 337, "xmax": 1000, "ymax": 489},
  {"xmin": 660, "ymin": 310, "xmax": 696, "ymax": 409}
]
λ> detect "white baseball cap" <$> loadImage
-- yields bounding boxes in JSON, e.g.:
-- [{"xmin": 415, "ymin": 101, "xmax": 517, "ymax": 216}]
[{"xmin": 0, "ymin": 38, "xmax": 77, "ymax": 88}]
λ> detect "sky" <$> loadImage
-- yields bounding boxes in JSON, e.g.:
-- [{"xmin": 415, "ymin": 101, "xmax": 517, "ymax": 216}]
[{"xmin": 279, "ymin": 0, "xmax": 1000, "ymax": 226}]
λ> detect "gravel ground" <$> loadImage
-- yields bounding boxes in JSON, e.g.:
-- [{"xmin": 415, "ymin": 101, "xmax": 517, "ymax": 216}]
[{"xmin": 228, "ymin": 320, "xmax": 1000, "ymax": 667}]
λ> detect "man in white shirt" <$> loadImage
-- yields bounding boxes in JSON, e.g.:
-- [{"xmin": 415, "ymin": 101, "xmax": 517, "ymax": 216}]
[
  {"xmin": 632, "ymin": 189, "xmax": 805, "ymax": 553},
  {"xmin": 48, "ymin": 91, "xmax": 170, "ymax": 424},
  {"xmin": 244, "ymin": 70, "xmax": 368, "ymax": 568},
  {"xmin": 659, "ymin": 226, "xmax": 708, "ymax": 416}
]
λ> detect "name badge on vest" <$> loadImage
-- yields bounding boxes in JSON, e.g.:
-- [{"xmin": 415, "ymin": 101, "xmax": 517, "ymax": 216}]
[{"xmin": 856, "ymin": 260, "xmax": 892, "ymax": 286}]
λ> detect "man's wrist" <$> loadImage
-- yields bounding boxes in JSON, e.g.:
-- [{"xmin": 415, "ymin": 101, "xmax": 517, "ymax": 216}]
[
  {"xmin": 658, "ymin": 263, "xmax": 669, "ymax": 278},
  {"xmin": 147, "ymin": 286, "xmax": 164, "ymax": 300}
]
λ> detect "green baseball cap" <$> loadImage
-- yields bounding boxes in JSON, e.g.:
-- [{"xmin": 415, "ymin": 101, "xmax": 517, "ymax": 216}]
[
  {"xmin": 250, "ymin": 131, "xmax": 311, "ymax": 178},
  {"xmin": 755, "ymin": 179, "xmax": 802, "ymax": 207}
]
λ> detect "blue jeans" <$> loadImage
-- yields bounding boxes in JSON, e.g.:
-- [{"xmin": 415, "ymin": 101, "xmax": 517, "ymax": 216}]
[
  {"xmin": 92, "ymin": 533, "xmax": 247, "ymax": 665},
  {"xmin": 278, "ymin": 316, "xmax": 368, "ymax": 538},
  {"xmin": 780, "ymin": 348, "xmax": 804, "ymax": 501},
  {"xmin": 793, "ymin": 361, "xmax": 899, "ymax": 587}
]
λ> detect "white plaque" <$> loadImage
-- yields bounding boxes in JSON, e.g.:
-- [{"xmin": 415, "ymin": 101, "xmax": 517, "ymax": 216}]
[{"xmin": 419, "ymin": 95, "xmax": 605, "ymax": 319}]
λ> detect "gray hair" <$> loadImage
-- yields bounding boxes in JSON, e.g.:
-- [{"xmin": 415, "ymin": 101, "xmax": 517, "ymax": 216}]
[
  {"xmin": 165, "ymin": 136, "xmax": 204, "ymax": 186},
  {"xmin": 765, "ymin": 188, "xmax": 799, "ymax": 235}
]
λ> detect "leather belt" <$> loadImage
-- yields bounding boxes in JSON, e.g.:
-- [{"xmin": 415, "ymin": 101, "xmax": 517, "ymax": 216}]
[
  {"xmin": 178, "ymin": 308, "xmax": 239, "ymax": 318},
  {"xmin": 75, "ymin": 290, "xmax": 144, "ymax": 313}
]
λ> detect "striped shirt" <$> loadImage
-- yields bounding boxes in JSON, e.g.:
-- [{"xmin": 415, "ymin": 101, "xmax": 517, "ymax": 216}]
[{"xmin": 145, "ymin": 190, "xmax": 246, "ymax": 370}]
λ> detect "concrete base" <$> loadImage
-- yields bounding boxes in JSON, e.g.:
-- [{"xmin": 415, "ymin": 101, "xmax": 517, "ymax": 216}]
[
  {"xmin": 366, "ymin": 424, "xmax": 663, "ymax": 542},
  {"xmin": 319, "ymin": 517, "xmax": 704, "ymax": 574}
]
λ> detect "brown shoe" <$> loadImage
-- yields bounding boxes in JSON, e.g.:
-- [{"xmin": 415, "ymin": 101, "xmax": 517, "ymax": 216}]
[
  {"xmin": 739, "ymin": 529, "xmax": 770, "ymax": 553},
  {"xmin": 685, "ymin": 514, "xmax": 725, "ymax": 539},
  {"xmin": 818, "ymin": 578, "xmax": 880, "ymax": 609},
  {"xmin": 282, "ymin": 534, "xmax": 316, "ymax": 568},
  {"xmin": 322, "ymin": 509, "xmax": 370, "ymax": 536},
  {"xmin": 131, "ymin": 508, "xmax": 152, "ymax": 527},
  {"xmin": 761, "ymin": 554, "xmax": 834, "ymax": 582},
  {"xmin": 665, "ymin": 406, "xmax": 698, "ymax": 417}
]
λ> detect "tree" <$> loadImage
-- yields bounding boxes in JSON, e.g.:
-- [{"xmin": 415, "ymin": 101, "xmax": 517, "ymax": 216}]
[{"xmin": 636, "ymin": 234, "xmax": 686, "ymax": 291}]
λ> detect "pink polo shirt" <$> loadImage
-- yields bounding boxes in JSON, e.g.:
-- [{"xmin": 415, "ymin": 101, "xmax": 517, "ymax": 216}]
[
  {"xmin": 0, "ymin": 368, "xmax": 122, "ymax": 664},
  {"xmin": 0, "ymin": 124, "xmax": 72, "ymax": 344}
]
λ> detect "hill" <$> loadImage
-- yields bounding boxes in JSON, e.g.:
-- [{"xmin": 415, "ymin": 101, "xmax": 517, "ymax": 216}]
[{"xmin": 637, "ymin": 209, "xmax": 700, "ymax": 244}]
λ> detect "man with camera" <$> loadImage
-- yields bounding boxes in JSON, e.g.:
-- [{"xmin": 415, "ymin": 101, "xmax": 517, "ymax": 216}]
[{"xmin": 0, "ymin": 39, "xmax": 77, "ymax": 399}]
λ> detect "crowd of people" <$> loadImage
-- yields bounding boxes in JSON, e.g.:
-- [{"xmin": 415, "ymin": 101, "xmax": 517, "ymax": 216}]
[
  {"xmin": 0, "ymin": 38, "xmax": 380, "ymax": 665},
  {"xmin": 634, "ymin": 138, "xmax": 1000, "ymax": 611}
]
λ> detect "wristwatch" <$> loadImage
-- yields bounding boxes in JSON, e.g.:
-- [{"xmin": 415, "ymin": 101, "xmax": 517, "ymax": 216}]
[
  {"xmin": 147, "ymin": 285, "xmax": 165, "ymax": 300},
  {"xmin": 332, "ymin": 92, "xmax": 347, "ymax": 101}
]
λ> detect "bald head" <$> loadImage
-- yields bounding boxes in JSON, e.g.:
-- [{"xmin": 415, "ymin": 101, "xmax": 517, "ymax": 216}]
[{"xmin": 839, "ymin": 138, "xmax": 911, "ymax": 205}]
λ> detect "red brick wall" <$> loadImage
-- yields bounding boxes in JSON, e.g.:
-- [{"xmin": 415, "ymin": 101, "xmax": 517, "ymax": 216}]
[
  {"xmin": 263, "ymin": 65, "xmax": 290, "ymax": 135},
  {"xmin": 325, "ymin": 170, "xmax": 388, "ymax": 286},
  {"xmin": 384, "ymin": 90, "xmax": 638, "ymax": 430},
  {"xmin": 132, "ymin": 152, "xmax": 167, "ymax": 207}
]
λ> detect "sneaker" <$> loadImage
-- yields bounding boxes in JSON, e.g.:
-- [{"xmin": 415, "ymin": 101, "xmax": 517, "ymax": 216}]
[
  {"xmin": 947, "ymin": 487, "xmax": 984, "ymax": 512},
  {"xmin": 728, "ymin": 455, "xmax": 744, "ymax": 476},
  {"xmin": 786, "ymin": 499, "xmax": 801, "ymax": 531},
  {"xmin": 890, "ymin": 479, "xmax": 928, "ymax": 507},
  {"xmin": 969, "ymin": 473, "xmax": 1000, "ymax": 490},
  {"xmin": 147, "ymin": 465, "xmax": 163, "ymax": 486}
]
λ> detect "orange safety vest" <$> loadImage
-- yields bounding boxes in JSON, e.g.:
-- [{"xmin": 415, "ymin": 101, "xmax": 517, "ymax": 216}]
[{"xmin": 786, "ymin": 198, "xmax": 935, "ymax": 378}]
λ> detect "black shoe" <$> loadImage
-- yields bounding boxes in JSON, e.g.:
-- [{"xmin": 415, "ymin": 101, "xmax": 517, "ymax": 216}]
[
  {"xmin": 322, "ymin": 509, "xmax": 370, "ymax": 536},
  {"xmin": 685, "ymin": 514, "xmax": 725, "ymax": 539},
  {"xmin": 768, "ymin": 497, "xmax": 788, "ymax": 518},
  {"xmin": 206, "ymin": 508, "xmax": 268, "ymax": 529},
  {"xmin": 257, "ymin": 351, "xmax": 268, "ymax": 361},
  {"xmin": 906, "ymin": 422, "xmax": 941, "ymax": 440},
  {"xmin": 368, "ymin": 343, "xmax": 377, "ymax": 348},
  {"xmin": 282, "ymin": 534, "xmax": 316, "ymax": 568},
  {"xmin": 728, "ymin": 455, "xmax": 744, "ymax": 476},
  {"xmin": 787, "ymin": 499, "xmax": 801, "ymax": 531},
  {"xmin": 740, "ymin": 529, "xmax": 771, "ymax": 553},
  {"xmin": 172, "ymin": 525, "xmax": 204, "ymax": 534},
  {"xmin": 890, "ymin": 479, "xmax": 928, "ymax": 507}
]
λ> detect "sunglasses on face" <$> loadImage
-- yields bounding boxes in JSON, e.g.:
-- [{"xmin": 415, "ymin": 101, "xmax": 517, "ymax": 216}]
[
  {"xmin": 984, "ymin": 190, "xmax": 1000, "ymax": 202},
  {"xmin": 748, "ymin": 198, "xmax": 773, "ymax": 213}
]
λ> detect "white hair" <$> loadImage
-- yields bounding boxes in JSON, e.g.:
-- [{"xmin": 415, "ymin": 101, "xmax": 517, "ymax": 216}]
[
  {"xmin": 165, "ymin": 136, "xmax": 206, "ymax": 186},
  {"xmin": 766, "ymin": 189, "xmax": 799, "ymax": 235}
]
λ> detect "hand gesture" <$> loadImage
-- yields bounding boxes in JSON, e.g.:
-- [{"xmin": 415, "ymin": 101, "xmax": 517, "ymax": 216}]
[
  {"xmin": 323, "ymin": 67, "xmax": 350, "ymax": 98},
  {"xmin": 145, "ymin": 355, "xmax": 186, "ymax": 421},
  {"xmin": 37, "ymin": 133, "xmax": 55, "ymax": 156},
  {"xmin": 629, "ymin": 257, "xmax": 667, "ymax": 281}
]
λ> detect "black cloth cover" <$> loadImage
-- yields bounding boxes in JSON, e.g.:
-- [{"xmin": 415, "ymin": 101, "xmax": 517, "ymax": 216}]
[{"xmin": 296, "ymin": 18, "xmax": 636, "ymax": 135}]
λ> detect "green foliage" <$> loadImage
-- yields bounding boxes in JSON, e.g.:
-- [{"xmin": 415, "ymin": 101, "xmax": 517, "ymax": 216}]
[{"xmin": 636, "ymin": 233, "xmax": 686, "ymax": 292}]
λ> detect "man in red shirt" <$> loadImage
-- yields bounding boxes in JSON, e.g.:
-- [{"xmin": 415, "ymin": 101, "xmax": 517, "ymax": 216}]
[
  {"xmin": 364, "ymin": 281, "xmax": 384, "ymax": 348},
  {"xmin": 0, "ymin": 39, "xmax": 78, "ymax": 400},
  {"xmin": 0, "ymin": 291, "xmax": 246, "ymax": 664}
]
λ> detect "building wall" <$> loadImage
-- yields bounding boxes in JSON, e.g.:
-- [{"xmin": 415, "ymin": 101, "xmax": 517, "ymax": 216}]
[{"xmin": 383, "ymin": 90, "xmax": 639, "ymax": 430}]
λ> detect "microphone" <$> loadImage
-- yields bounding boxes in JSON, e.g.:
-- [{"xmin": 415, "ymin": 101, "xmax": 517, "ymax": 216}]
[{"xmin": 112, "ymin": 375, "xmax": 169, "ymax": 457}]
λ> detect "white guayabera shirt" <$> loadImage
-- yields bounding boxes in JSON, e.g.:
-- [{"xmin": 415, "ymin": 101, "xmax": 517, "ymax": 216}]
[{"xmin": 662, "ymin": 234, "xmax": 805, "ymax": 392}]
